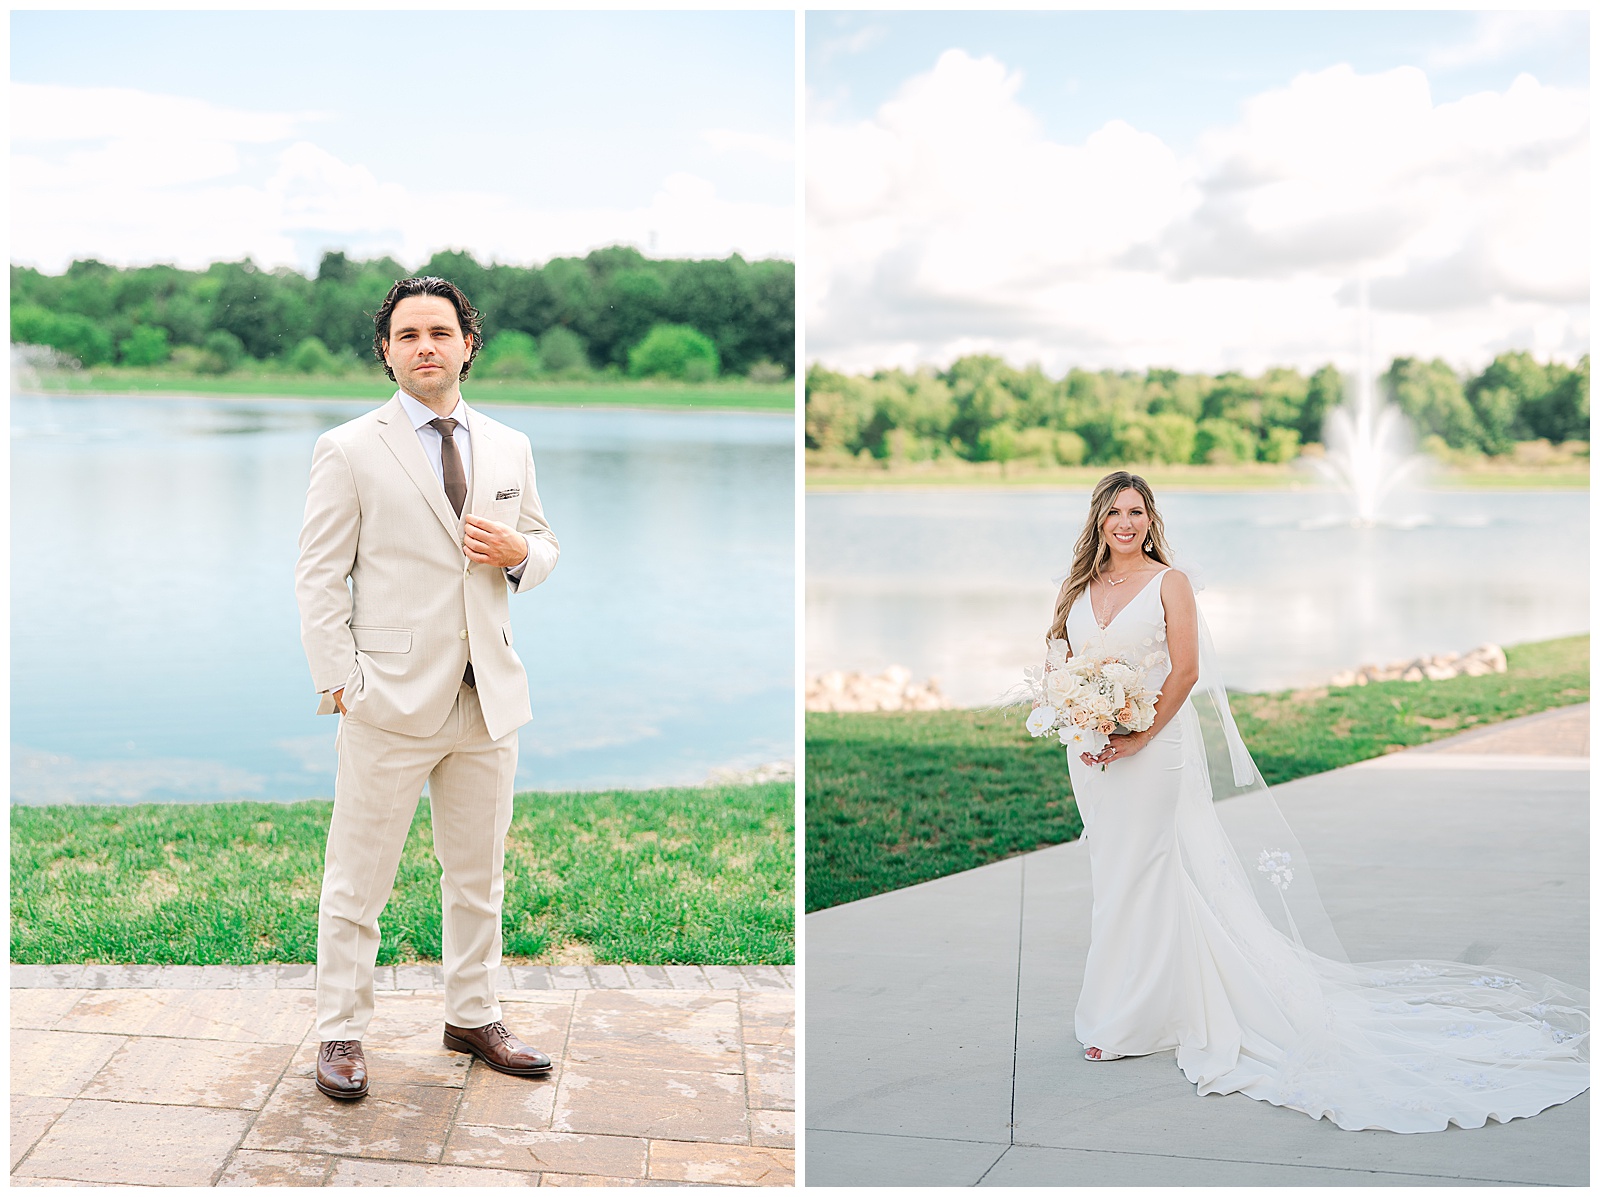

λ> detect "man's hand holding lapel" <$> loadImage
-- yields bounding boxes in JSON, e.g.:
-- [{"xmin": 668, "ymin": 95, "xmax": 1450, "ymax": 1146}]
[{"xmin": 463, "ymin": 515, "xmax": 527, "ymax": 568}]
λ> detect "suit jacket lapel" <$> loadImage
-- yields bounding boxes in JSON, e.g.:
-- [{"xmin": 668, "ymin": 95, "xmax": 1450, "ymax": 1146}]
[
  {"xmin": 376, "ymin": 394, "xmax": 461, "ymax": 539},
  {"xmin": 465, "ymin": 405, "xmax": 494, "ymax": 519}
]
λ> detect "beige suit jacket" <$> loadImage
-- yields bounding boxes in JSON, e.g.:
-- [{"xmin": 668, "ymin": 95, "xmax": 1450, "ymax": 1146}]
[{"xmin": 295, "ymin": 393, "xmax": 560, "ymax": 741}]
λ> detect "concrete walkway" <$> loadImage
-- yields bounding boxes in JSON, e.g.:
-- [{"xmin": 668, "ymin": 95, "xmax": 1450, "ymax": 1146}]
[
  {"xmin": 11, "ymin": 963, "xmax": 793, "ymax": 1186},
  {"xmin": 806, "ymin": 704, "xmax": 1590, "ymax": 1187}
]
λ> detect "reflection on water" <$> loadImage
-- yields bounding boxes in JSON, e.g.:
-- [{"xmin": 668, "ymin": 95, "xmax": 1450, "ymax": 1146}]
[
  {"xmin": 807, "ymin": 488, "xmax": 1589, "ymax": 706},
  {"xmin": 12, "ymin": 393, "xmax": 794, "ymax": 803}
]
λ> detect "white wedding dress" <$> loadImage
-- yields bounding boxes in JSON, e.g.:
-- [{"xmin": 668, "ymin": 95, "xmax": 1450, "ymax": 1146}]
[{"xmin": 1063, "ymin": 567, "xmax": 1589, "ymax": 1132}]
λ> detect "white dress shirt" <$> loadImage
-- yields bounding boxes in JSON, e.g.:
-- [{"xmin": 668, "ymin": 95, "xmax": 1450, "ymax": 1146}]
[{"xmin": 395, "ymin": 389, "xmax": 527, "ymax": 580}]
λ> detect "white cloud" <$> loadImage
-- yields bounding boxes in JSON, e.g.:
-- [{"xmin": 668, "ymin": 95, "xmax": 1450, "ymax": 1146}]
[
  {"xmin": 11, "ymin": 82, "xmax": 308, "ymax": 145},
  {"xmin": 10, "ymin": 82, "xmax": 305, "ymax": 197},
  {"xmin": 14, "ymin": 139, "xmax": 243, "ymax": 191},
  {"xmin": 807, "ymin": 50, "xmax": 1589, "ymax": 376},
  {"xmin": 1426, "ymin": 11, "xmax": 1584, "ymax": 71},
  {"xmin": 701, "ymin": 128, "xmax": 794, "ymax": 163},
  {"xmin": 1169, "ymin": 67, "xmax": 1587, "ymax": 295},
  {"xmin": 814, "ymin": 23, "xmax": 889, "ymax": 66},
  {"xmin": 11, "ymin": 83, "xmax": 793, "ymax": 274}
]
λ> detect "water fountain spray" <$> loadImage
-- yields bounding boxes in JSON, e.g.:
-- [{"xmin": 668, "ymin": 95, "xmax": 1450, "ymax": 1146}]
[{"xmin": 1310, "ymin": 277, "xmax": 1426, "ymax": 526}]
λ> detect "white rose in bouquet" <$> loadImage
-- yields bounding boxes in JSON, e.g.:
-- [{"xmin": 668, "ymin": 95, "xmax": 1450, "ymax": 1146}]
[
  {"xmin": 1044, "ymin": 669, "xmax": 1081, "ymax": 707},
  {"xmin": 1102, "ymin": 661, "xmax": 1137, "ymax": 687}
]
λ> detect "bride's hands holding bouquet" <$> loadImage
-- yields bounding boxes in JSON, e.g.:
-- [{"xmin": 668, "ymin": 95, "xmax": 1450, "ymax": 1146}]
[{"xmin": 1082, "ymin": 728, "xmax": 1152, "ymax": 769}]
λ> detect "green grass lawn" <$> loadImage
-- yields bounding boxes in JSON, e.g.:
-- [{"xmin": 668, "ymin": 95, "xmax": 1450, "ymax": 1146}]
[
  {"xmin": 1229, "ymin": 634, "xmax": 1588, "ymax": 784},
  {"xmin": 25, "ymin": 368, "xmax": 796, "ymax": 413},
  {"xmin": 11, "ymin": 782, "xmax": 794, "ymax": 967},
  {"xmin": 805, "ymin": 709, "xmax": 1082, "ymax": 914},
  {"xmin": 805, "ymin": 635, "xmax": 1588, "ymax": 912}
]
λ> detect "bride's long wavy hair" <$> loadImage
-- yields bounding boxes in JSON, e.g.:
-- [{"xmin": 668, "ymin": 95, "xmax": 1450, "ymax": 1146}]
[{"xmin": 1048, "ymin": 471, "xmax": 1173, "ymax": 647}]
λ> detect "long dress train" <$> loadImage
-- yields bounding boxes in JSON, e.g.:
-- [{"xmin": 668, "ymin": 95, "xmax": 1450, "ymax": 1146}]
[{"xmin": 1063, "ymin": 568, "xmax": 1588, "ymax": 1133}]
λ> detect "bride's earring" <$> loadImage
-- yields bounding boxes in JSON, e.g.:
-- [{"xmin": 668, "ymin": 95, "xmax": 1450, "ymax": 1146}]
[{"xmin": 1143, "ymin": 536, "xmax": 1153, "ymax": 551}]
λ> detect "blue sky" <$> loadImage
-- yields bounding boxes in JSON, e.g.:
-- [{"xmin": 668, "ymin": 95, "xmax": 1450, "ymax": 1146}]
[
  {"xmin": 12, "ymin": 10, "xmax": 794, "ymax": 273},
  {"xmin": 806, "ymin": 10, "xmax": 1589, "ymax": 375},
  {"xmin": 809, "ymin": 10, "xmax": 1588, "ymax": 150}
]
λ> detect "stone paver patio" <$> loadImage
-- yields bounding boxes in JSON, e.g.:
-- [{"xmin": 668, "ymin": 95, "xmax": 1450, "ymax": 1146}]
[{"xmin": 11, "ymin": 964, "xmax": 794, "ymax": 1187}]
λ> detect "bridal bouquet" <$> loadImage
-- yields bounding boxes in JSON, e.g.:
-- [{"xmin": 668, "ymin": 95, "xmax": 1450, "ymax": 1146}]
[{"xmin": 1022, "ymin": 639, "xmax": 1167, "ymax": 765}]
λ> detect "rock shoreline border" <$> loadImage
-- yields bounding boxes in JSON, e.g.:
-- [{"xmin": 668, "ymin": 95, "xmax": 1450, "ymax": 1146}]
[
  {"xmin": 1330, "ymin": 643, "xmax": 1507, "ymax": 687},
  {"xmin": 809, "ymin": 643, "xmax": 1515, "ymax": 712}
]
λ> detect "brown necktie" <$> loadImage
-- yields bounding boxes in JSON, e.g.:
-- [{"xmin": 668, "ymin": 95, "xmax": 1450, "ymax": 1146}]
[{"xmin": 429, "ymin": 417, "xmax": 467, "ymax": 517}]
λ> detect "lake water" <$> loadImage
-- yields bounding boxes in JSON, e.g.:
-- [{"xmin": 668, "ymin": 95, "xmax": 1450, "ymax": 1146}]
[
  {"xmin": 807, "ymin": 487, "xmax": 1589, "ymax": 705},
  {"xmin": 12, "ymin": 393, "xmax": 794, "ymax": 804}
]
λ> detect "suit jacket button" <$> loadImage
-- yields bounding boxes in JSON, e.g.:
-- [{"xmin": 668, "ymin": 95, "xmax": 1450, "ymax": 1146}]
[{"xmin": 459, "ymin": 629, "xmax": 468, "ymax": 640}]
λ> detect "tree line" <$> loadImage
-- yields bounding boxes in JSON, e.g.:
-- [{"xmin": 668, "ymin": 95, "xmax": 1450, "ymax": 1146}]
[
  {"xmin": 10, "ymin": 246, "xmax": 795, "ymax": 382},
  {"xmin": 805, "ymin": 352, "xmax": 1589, "ymax": 466}
]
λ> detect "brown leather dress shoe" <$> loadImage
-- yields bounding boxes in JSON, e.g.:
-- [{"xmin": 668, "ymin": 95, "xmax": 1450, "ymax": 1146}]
[
  {"xmin": 315, "ymin": 1039, "xmax": 369, "ymax": 1100},
  {"xmin": 442, "ymin": 1020, "xmax": 553, "ymax": 1077}
]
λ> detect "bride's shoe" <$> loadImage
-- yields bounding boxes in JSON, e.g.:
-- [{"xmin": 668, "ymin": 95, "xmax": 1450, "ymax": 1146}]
[{"xmin": 1084, "ymin": 1046, "xmax": 1125, "ymax": 1061}]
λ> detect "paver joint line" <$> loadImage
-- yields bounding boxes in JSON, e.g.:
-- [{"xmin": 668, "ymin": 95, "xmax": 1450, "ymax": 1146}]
[
  {"xmin": 1006, "ymin": 858, "xmax": 1025, "ymax": 1150},
  {"xmin": 1004, "ymin": 1139, "xmax": 1534, "ymax": 1184},
  {"xmin": 973, "ymin": 1143, "xmax": 1014, "ymax": 1187},
  {"xmin": 803, "ymin": 1127, "xmax": 1013, "ymax": 1148}
]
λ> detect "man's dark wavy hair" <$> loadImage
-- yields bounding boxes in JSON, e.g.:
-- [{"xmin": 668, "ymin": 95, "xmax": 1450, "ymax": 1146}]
[{"xmin": 372, "ymin": 276, "xmax": 484, "ymax": 381}]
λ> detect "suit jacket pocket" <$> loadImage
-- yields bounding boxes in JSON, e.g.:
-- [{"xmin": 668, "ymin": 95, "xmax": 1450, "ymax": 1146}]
[
  {"xmin": 352, "ymin": 625, "xmax": 413, "ymax": 653},
  {"xmin": 501, "ymin": 621, "xmax": 514, "ymax": 647}
]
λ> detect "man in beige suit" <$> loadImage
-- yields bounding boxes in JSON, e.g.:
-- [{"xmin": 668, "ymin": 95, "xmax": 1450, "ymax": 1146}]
[{"xmin": 295, "ymin": 276, "xmax": 560, "ymax": 1101}]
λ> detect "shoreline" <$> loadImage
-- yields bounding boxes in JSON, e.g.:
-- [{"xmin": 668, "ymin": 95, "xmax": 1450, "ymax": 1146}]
[
  {"xmin": 9, "ymin": 770, "xmax": 798, "ymax": 811},
  {"xmin": 16, "ymin": 374, "xmax": 797, "ymax": 415},
  {"xmin": 18, "ymin": 389, "xmax": 797, "ymax": 420},
  {"xmin": 806, "ymin": 466, "xmax": 1589, "ymax": 492}
]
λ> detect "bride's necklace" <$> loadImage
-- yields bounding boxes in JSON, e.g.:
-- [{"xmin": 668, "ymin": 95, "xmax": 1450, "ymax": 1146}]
[{"xmin": 1097, "ymin": 571, "xmax": 1131, "ymax": 626}]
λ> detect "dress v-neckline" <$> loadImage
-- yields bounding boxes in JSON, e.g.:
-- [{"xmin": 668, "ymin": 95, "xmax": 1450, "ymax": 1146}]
[{"xmin": 1089, "ymin": 567, "xmax": 1169, "ymax": 631}]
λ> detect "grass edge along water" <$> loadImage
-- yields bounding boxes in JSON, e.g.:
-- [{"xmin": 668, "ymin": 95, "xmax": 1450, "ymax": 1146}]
[
  {"xmin": 804, "ymin": 634, "xmax": 1587, "ymax": 913},
  {"xmin": 805, "ymin": 457, "xmax": 1589, "ymax": 491},
  {"xmin": 21, "ymin": 369, "xmax": 796, "ymax": 413},
  {"xmin": 11, "ymin": 781, "xmax": 794, "ymax": 968}
]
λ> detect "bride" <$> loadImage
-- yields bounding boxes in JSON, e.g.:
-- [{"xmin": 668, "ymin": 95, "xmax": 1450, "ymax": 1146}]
[{"xmin": 1045, "ymin": 470, "xmax": 1588, "ymax": 1132}]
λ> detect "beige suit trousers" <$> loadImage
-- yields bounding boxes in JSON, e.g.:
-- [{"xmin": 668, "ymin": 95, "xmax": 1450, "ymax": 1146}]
[{"xmin": 316, "ymin": 682, "xmax": 516, "ymax": 1042}]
